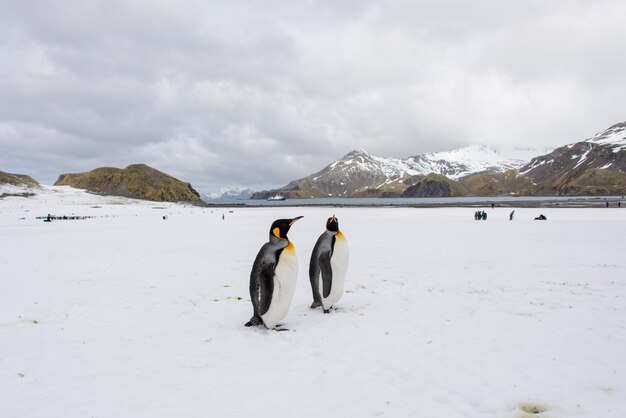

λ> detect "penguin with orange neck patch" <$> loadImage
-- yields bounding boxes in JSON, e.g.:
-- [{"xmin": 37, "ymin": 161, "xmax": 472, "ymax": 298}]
[
  {"xmin": 309, "ymin": 216, "xmax": 350, "ymax": 313},
  {"xmin": 245, "ymin": 216, "xmax": 303, "ymax": 329}
]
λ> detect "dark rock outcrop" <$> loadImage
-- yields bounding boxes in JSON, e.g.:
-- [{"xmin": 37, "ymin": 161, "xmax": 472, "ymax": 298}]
[{"xmin": 402, "ymin": 174, "xmax": 467, "ymax": 197}]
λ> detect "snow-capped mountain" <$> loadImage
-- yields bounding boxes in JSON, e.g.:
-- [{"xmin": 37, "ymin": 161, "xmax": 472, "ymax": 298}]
[
  {"xmin": 251, "ymin": 120, "xmax": 626, "ymax": 199},
  {"xmin": 266, "ymin": 149, "xmax": 422, "ymax": 198},
  {"xmin": 520, "ymin": 122, "xmax": 626, "ymax": 194},
  {"xmin": 584, "ymin": 121, "xmax": 626, "ymax": 152},
  {"xmin": 408, "ymin": 145, "xmax": 532, "ymax": 179},
  {"xmin": 521, "ymin": 122, "xmax": 626, "ymax": 177},
  {"xmin": 204, "ymin": 187, "xmax": 253, "ymax": 201},
  {"xmin": 309, "ymin": 149, "xmax": 423, "ymax": 195},
  {"xmin": 251, "ymin": 146, "xmax": 536, "ymax": 198}
]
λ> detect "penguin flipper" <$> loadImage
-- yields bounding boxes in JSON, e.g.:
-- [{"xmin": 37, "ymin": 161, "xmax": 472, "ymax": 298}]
[
  {"xmin": 256, "ymin": 262, "xmax": 275, "ymax": 317},
  {"xmin": 309, "ymin": 256, "xmax": 322, "ymax": 308},
  {"xmin": 249, "ymin": 248, "xmax": 275, "ymax": 319},
  {"xmin": 309, "ymin": 245, "xmax": 323, "ymax": 307},
  {"xmin": 320, "ymin": 252, "xmax": 333, "ymax": 298}
]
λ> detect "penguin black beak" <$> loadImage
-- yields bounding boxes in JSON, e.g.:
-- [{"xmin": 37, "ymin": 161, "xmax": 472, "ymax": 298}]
[{"xmin": 289, "ymin": 216, "xmax": 303, "ymax": 225}]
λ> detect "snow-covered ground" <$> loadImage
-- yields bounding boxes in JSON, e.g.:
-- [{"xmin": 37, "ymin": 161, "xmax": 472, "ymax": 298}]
[{"xmin": 1, "ymin": 187, "xmax": 625, "ymax": 418}]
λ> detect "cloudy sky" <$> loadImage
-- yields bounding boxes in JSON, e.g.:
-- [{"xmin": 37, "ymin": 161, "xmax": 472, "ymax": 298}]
[{"xmin": 1, "ymin": 0, "xmax": 625, "ymax": 193}]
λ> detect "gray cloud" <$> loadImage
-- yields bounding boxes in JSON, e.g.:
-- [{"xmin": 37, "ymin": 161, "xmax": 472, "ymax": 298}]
[{"xmin": 1, "ymin": 0, "xmax": 625, "ymax": 193}]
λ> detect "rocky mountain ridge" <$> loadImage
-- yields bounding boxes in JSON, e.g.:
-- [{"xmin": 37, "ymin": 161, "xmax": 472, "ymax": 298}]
[
  {"xmin": 252, "ymin": 145, "xmax": 537, "ymax": 199},
  {"xmin": 253, "ymin": 121, "xmax": 626, "ymax": 198}
]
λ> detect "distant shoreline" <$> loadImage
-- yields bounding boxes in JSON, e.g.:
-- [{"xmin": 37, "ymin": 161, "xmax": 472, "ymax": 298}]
[{"xmin": 203, "ymin": 195, "xmax": 624, "ymax": 209}]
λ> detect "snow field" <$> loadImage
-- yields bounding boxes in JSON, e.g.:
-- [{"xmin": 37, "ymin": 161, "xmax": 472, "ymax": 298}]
[{"xmin": 1, "ymin": 189, "xmax": 625, "ymax": 417}]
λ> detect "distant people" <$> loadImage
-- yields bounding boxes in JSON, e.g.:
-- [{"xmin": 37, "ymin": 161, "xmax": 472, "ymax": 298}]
[
  {"xmin": 474, "ymin": 211, "xmax": 488, "ymax": 220},
  {"xmin": 491, "ymin": 203, "xmax": 495, "ymax": 209},
  {"xmin": 619, "ymin": 202, "xmax": 622, "ymax": 208},
  {"xmin": 606, "ymin": 201, "xmax": 609, "ymax": 208},
  {"xmin": 534, "ymin": 214, "xmax": 547, "ymax": 220},
  {"xmin": 509, "ymin": 210, "xmax": 515, "ymax": 221},
  {"xmin": 222, "ymin": 213, "xmax": 225, "ymax": 220}
]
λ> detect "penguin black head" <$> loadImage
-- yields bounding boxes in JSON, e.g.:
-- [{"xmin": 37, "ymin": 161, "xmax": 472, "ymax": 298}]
[
  {"xmin": 326, "ymin": 215, "xmax": 339, "ymax": 232},
  {"xmin": 270, "ymin": 216, "xmax": 303, "ymax": 240}
]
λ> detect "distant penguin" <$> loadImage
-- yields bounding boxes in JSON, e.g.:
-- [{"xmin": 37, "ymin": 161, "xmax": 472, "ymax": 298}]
[
  {"xmin": 245, "ymin": 216, "xmax": 303, "ymax": 329},
  {"xmin": 309, "ymin": 216, "xmax": 350, "ymax": 313}
]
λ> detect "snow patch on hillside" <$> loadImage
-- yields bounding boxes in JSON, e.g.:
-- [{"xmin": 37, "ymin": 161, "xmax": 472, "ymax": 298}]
[
  {"xmin": 408, "ymin": 145, "xmax": 535, "ymax": 179},
  {"xmin": 585, "ymin": 122, "xmax": 626, "ymax": 152}
]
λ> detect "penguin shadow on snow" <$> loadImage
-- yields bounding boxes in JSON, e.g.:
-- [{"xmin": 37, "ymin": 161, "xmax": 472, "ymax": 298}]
[{"xmin": 244, "ymin": 215, "xmax": 350, "ymax": 331}]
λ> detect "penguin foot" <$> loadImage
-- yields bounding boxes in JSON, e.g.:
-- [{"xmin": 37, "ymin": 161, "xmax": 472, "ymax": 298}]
[
  {"xmin": 323, "ymin": 309, "xmax": 330, "ymax": 314},
  {"xmin": 273, "ymin": 324, "xmax": 291, "ymax": 331},
  {"xmin": 244, "ymin": 316, "xmax": 263, "ymax": 327},
  {"xmin": 310, "ymin": 300, "xmax": 322, "ymax": 309}
]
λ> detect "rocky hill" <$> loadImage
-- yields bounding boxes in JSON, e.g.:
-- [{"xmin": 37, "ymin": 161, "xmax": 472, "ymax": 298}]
[
  {"xmin": 0, "ymin": 170, "xmax": 40, "ymax": 188},
  {"xmin": 252, "ymin": 121, "xmax": 626, "ymax": 198},
  {"xmin": 0, "ymin": 170, "xmax": 41, "ymax": 197},
  {"xmin": 54, "ymin": 164, "xmax": 202, "ymax": 203}
]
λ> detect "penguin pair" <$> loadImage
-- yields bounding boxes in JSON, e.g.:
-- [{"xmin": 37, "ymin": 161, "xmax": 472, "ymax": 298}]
[{"xmin": 245, "ymin": 216, "xmax": 350, "ymax": 330}]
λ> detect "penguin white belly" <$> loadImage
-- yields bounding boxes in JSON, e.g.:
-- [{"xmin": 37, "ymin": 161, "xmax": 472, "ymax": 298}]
[
  {"xmin": 320, "ymin": 232, "xmax": 350, "ymax": 310},
  {"xmin": 261, "ymin": 243, "xmax": 298, "ymax": 329}
]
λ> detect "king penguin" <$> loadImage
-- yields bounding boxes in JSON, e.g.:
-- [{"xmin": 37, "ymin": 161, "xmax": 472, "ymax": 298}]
[
  {"xmin": 245, "ymin": 216, "xmax": 303, "ymax": 329},
  {"xmin": 309, "ymin": 216, "xmax": 350, "ymax": 313}
]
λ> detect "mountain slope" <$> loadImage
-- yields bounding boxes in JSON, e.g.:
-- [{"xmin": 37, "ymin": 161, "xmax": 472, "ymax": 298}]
[
  {"xmin": 459, "ymin": 169, "xmax": 538, "ymax": 196},
  {"xmin": 520, "ymin": 122, "xmax": 626, "ymax": 195},
  {"xmin": 54, "ymin": 164, "xmax": 202, "ymax": 203}
]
